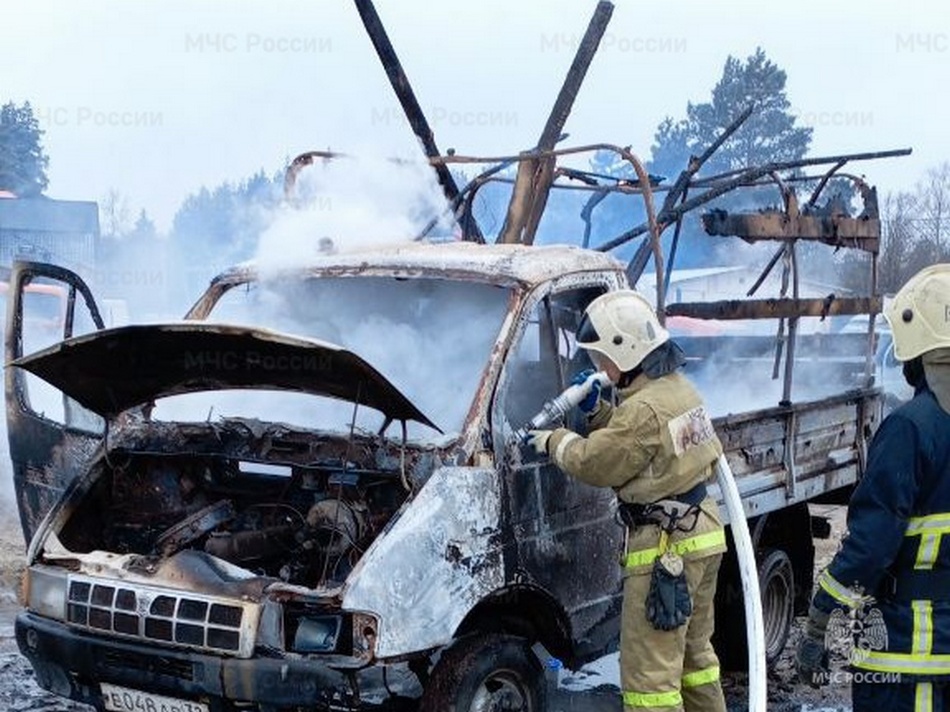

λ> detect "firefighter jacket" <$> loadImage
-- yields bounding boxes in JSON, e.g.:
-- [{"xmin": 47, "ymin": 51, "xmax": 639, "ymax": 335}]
[
  {"xmin": 547, "ymin": 371, "xmax": 727, "ymax": 574},
  {"xmin": 812, "ymin": 386, "xmax": 950, "ymax": 679}
]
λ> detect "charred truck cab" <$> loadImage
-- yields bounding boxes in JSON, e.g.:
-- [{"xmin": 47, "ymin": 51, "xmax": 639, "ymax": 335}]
[{"xmin": 7, "ymin": 244, "xmax": 641, "ymax": 711}]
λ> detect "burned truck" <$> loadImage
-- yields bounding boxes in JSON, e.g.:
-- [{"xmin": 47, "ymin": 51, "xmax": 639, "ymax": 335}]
[
  {"xmin": 3, "ymin": 1, "xmax": 909, "ymax": 708},
  {"xmin": 7, "ymin": 223, "xmax": 884, "ymax": 710}
]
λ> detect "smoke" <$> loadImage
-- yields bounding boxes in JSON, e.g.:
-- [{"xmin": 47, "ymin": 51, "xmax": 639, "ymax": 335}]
[
  {"xmin": 167, "ymin": 276, "xmax": 511, "ymax": 441},
  {"xmin": 254, "ymin": 153, "xmax": 455, "ymax": 276},
  {"xmin": 678, "ymin": 316, "xmax": 874, "ymax": 417}
]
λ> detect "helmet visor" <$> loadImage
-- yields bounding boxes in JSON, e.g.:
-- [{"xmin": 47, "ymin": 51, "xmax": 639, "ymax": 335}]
[{"xmin": 576, "ymin": 312, "xmax": 601, "ymax": 347}]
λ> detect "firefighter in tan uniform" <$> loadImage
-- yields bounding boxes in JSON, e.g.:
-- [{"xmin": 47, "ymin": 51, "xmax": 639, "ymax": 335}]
[{"xmin": 527, "ymin": 290, "xmax": 727, "ymax": 712}]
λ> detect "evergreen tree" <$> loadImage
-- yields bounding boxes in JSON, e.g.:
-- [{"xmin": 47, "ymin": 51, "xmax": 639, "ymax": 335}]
[
  {"xmin": 0, "ymin": 101, "xmax": 49, "ymax": 197},
  {"xmin": 649, "ymin": 48, "xmax": 812, "ymax": 178}
]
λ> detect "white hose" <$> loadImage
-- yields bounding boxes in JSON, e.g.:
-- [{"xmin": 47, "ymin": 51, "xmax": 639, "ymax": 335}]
[{"xmin": 715, "ymin": 454, "xmax": 767, "ymax": 712}]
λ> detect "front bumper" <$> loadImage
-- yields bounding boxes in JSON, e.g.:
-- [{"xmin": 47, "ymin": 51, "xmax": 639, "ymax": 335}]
[{"xmin": 16, "ymin": 611, "xmax": 362, "ymax": 710}]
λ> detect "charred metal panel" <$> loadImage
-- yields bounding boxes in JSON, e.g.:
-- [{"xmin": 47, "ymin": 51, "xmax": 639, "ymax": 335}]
[
  {"xmin": 185, "ymin": 244, "xmax": 625, "ymax": 321},
  {"xmin": 105, "ymin": 419, "xmax": 444, "ymax": 485},
  {"xmin": 712, "ymin": 389, "xmax": 883, "ymax": 521},
  {"xmin": 9, "ymin": 429, "xmax": 101, "ymax": 542},
  {"xmin": 667, "ymin": 296, "xmax": 882, "ymax": 321},
  {"xmin": 701, "ymin": 208, "xmax": 881, "ymax": 252},
  {"xmin": 14, "ymin": 323, "xmax": 436, "ymax": 427},
  {"xmin": 342, "ymin": 466, "xmax": 504, "ymax": 658},
  {"xmin": 5, "ymin": 261, "xmax": 105, "ymax": 543},
  {"xmin": 513, "ymin": 460, "xmax": 622, "ymax": 665}
]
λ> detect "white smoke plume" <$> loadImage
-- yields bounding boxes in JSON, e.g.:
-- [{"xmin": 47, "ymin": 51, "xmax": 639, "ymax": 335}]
[{"xmin": 254, "ymin": 152, "xmax": 455, "ymax": 277}]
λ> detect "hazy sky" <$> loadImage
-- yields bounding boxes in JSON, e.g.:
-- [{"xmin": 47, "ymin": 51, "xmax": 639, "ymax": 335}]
[{"xmin": 3, "ymin": 0, "xmax": 947, "ymax": 231}]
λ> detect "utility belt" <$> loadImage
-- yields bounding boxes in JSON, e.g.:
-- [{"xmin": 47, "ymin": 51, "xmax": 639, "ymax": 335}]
[
  {"xmin": 880, "ymin": 568, "xmax": 950, "ymax": 603},
  {"xmin": 617, "ymin": 482, "xmax": 707, "ymax": 533}
]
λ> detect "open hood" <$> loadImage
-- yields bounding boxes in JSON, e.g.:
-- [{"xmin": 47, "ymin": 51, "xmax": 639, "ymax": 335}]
[{"xmin": 11, "ymin": 322, "xmax": 437, "ymax": 428}]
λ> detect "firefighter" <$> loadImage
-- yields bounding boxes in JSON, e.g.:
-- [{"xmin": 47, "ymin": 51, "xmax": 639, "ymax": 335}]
[
  {"xmin": 526, "ymin": 290, "xmax": 727, "ymax": 712},
  {"xmin": 796, "ymin": 263, "xmax": 950, "ymax": 710}
]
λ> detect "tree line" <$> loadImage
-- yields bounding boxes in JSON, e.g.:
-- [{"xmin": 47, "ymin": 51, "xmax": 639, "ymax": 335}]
[{"xmin": 0, "ymin": 47, "xmax": 944, "ymax": 296}]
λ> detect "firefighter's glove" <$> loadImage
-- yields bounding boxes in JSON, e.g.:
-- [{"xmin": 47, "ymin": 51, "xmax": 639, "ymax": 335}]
[
  {"xmin": 645, "ymin": 552, "xmax": 692, "ymax": 631},
  {"xmin": 524, "ymin": 430, "xmax": 553, "ymax": 456},
  {"xmin": 571, "ymin": 369, "xmax": 602, "ymax": 413},
  {"xmin": 795, "ymin": 606, "xmax": 830, "ymax": 688}
]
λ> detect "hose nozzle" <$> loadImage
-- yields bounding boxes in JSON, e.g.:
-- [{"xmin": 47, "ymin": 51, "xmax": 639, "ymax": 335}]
[{"xmin": 513, "ymin": 371, "xmax": 610, "ymax": 443}]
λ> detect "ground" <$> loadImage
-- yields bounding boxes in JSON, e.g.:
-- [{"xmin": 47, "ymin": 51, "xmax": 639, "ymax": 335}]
[{"xmin": 0, "ymin": 499, "xmax": 853, "ymax": 711}]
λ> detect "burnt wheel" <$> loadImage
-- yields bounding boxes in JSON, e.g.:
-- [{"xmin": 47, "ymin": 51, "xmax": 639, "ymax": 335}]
[
  {"xmin": 419, "ymin": 633, "xmax": 545, "ymax": 712},
  {"xmin": 759, "ymin": 547, "xmax": 795, "ymax": 665}
]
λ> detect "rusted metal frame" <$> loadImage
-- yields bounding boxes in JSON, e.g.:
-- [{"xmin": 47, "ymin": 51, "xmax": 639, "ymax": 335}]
[
  {"xmin": 767, "ymin": 170, "xmax": 801, "ymax": 403},
  {"xmin": 864, "ymin": 253, "xmax": 880, "ymax": 386},
  {"xmin": 626, "ymin": 153, "xmax": 664, "ymax": 320},
  {"xmin": 499, "ymin": 0, "xmax": 614, "ymax": 245},
  {"xmin": 854, "ymin": 396, "xmax": 868, "ymax": 477},
  {"xmin": 64, "ymin": 284, "xmax": 77, "ymax": 339},
  {"xmin": 655, "ymin": 104, "xmax": 755, "ymax": 230},
  {"xmin": 353, "ymin": 0, "xmax": 483, "ymax": 243},
  {"xmin": 806, "ymin": 160, "xmax": 847, "ymax": 208},
  {"xmin": 433, "ymin": 142, "xmax": 666, "ymax": 171},
  {"xmin": 665, "ymin": 296, "xmax": 882, "ymax": 321},
  {"xmin": 771, "ymin": 245, "xmax": 792, "ymax": 381},
  {"xmin": 746, "ymin": 246, "xmax": 784, "ymax": 297},
  {"xmin": 700, "ymin": 211, "xmax": 881, "ymax": 251},
  {"xmin": 783, "ymin": 409, "xmax": 800, "ymax": 502},
  {"xmin": 638, "ymin": 103, "xmax": 757, "ymax": 289},
  {"xmin": 683, "ymin": 148, "xmax": 911, "ymax": 191},
  {"xmin": 542, "ymin": 297, "xmax": 565, "ymax": 388},
  {"xmin": 595, "ymin": 148, "xmax": 911, "ymax": 253},
  {"xmin": 581, "ymin": 192, "xmax": 608, "ymax": 249},
  {"xmin": 284, "ymin": 151, "xmax": 344, "ymax": 202},
  {"xmin": 781, "ymin": 243, "xmax": 801, "ymax": 405},
  {"xmin": 662, "ymin": 187, "xmax": 690, "ymax": 299}
]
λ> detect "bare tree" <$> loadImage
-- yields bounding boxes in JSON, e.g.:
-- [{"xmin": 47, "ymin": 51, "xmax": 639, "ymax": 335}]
[
  {"xmin": 877, "ymin": 162, "xmax": 950, "ymax": 294},
  {"xmin": 916, "ymin": 162, "xmax": 950, "ymax": 261},
  {"xmin": 99, "ymin": 188, "xmax": 132, "ymax": 239}
]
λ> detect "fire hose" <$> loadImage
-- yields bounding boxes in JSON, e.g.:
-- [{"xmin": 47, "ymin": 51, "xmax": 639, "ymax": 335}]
[
  {"xmin": 716, "ymin": 454, "xmax": 767, "ymax": 712},
  {"xmin": 517, "ymin": 376, "xmax": 766, "ymax": 710}
]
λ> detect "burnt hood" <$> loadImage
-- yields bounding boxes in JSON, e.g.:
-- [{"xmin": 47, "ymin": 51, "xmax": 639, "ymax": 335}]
[{"xmin": 11, "ymin": 322, "xmax": 437, "ymax": 429}]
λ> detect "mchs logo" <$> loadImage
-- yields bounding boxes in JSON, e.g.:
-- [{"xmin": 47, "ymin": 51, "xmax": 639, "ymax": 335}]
[{"xmin": 826, "ymin": 601, "xmax": 888, "ymax": 665}]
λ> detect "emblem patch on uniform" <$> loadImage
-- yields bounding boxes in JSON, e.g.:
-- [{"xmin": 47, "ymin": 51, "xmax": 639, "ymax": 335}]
[
  {"xmin": 826, "ymin": 602, "xmax": 888, "ymax": 665},
  {"xmin": 668, "ymin": 406, "xmax": 716, "ymax": 457}
]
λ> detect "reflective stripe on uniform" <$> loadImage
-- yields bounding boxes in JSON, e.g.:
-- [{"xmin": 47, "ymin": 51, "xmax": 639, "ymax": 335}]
[
  {"xmin": 854, "ymin": 652, "xmax": 950, "ymax": 675},
  {"xmin": 913, "ymin": 600, "xmax": 934, "ymax": 655},
  {"xmin": 906, "ymin": 513, "xmax": 950, "ymax": 570},
  {"xmin": 916, "ymin": 682, "xmax": 934, "ymax": 712},
  {"xmin": 817, "ymin": 570, "xmax": 866, "ymax": 609},
  {"xmin": 682, "ymin": 665, "xmax": 719, "ymax": 688},
  {"xmin": 622, "ymin": 689, "xmax": 683, "ymax": 708},
  {"xmin": 915, "ymin": 534, "xmax": 942, "ymax": 570},
  {"xmin": 906, "ymin": 513, "xmax": 950, "ymax": 536},
  {"xmin": 623, "ymin": 529, "xmax": 726, "ymax": 569}
]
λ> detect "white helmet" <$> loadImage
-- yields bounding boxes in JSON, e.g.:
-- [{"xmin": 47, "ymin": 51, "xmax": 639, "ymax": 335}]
[
  {"xmin": 884, "ymin": 263, "xmax": 950, "ymax": 362},
  {"xmin": 576, "ymin": 290, "xmax": 669, "ymax": 373}
]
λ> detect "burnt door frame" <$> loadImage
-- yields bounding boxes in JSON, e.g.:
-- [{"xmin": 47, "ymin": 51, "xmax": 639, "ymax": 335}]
[{"xmin": 4, "ymin": 261, "xmax": 105, "ymax": 542}]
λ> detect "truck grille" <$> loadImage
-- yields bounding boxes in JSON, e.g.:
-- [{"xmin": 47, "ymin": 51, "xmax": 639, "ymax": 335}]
[{"xmin": 65, "ymin": 576, "xmax": 258, "ymax": 658}]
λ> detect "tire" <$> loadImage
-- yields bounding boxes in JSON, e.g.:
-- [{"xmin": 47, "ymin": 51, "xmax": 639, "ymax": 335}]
[
  {"xmin": 714, "ymin": 546, "xmax": 795, "ymax": 670},
  {"xmin": 419, "ymin": 633, "xmax": 546, "ymax": 712},
  {"xmin": 758, "ymin": 548, "xmax": 795, "ymax": 665}
]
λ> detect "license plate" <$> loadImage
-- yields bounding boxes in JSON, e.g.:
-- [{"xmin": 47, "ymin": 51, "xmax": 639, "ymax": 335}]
[{"xmin": 101, "ymin": 683, "xmax": 209, "ymax": 712}]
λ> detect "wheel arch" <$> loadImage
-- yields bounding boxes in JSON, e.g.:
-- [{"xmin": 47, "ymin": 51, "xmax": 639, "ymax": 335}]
[{"xmin": 453, "ymin": 584, "xmax": 573, "ymax": 664}]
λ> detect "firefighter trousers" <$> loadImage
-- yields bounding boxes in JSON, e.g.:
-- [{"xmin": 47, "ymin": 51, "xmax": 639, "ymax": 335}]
[
  {"xmin": 620, "ymin": 553, "xmax": 726, "ymax": 712},
  {"xmin": 853, "ymin": 678, "xmax": 950, "ymax": 712}
]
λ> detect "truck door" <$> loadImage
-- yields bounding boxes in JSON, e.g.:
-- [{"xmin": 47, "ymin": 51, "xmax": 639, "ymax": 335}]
[
  {"xmin": 492, "ymin": 283, "xmax": 624, "ymax": 664},
  {"xmin": 4, "ymin": 261, "xmax": 106, "ymax": 542}
]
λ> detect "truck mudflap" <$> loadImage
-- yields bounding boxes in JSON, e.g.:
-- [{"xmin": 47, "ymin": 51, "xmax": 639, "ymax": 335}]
[{"xmin": 16, "ymin": 612, "xmax": 363, "ymax": 711}]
